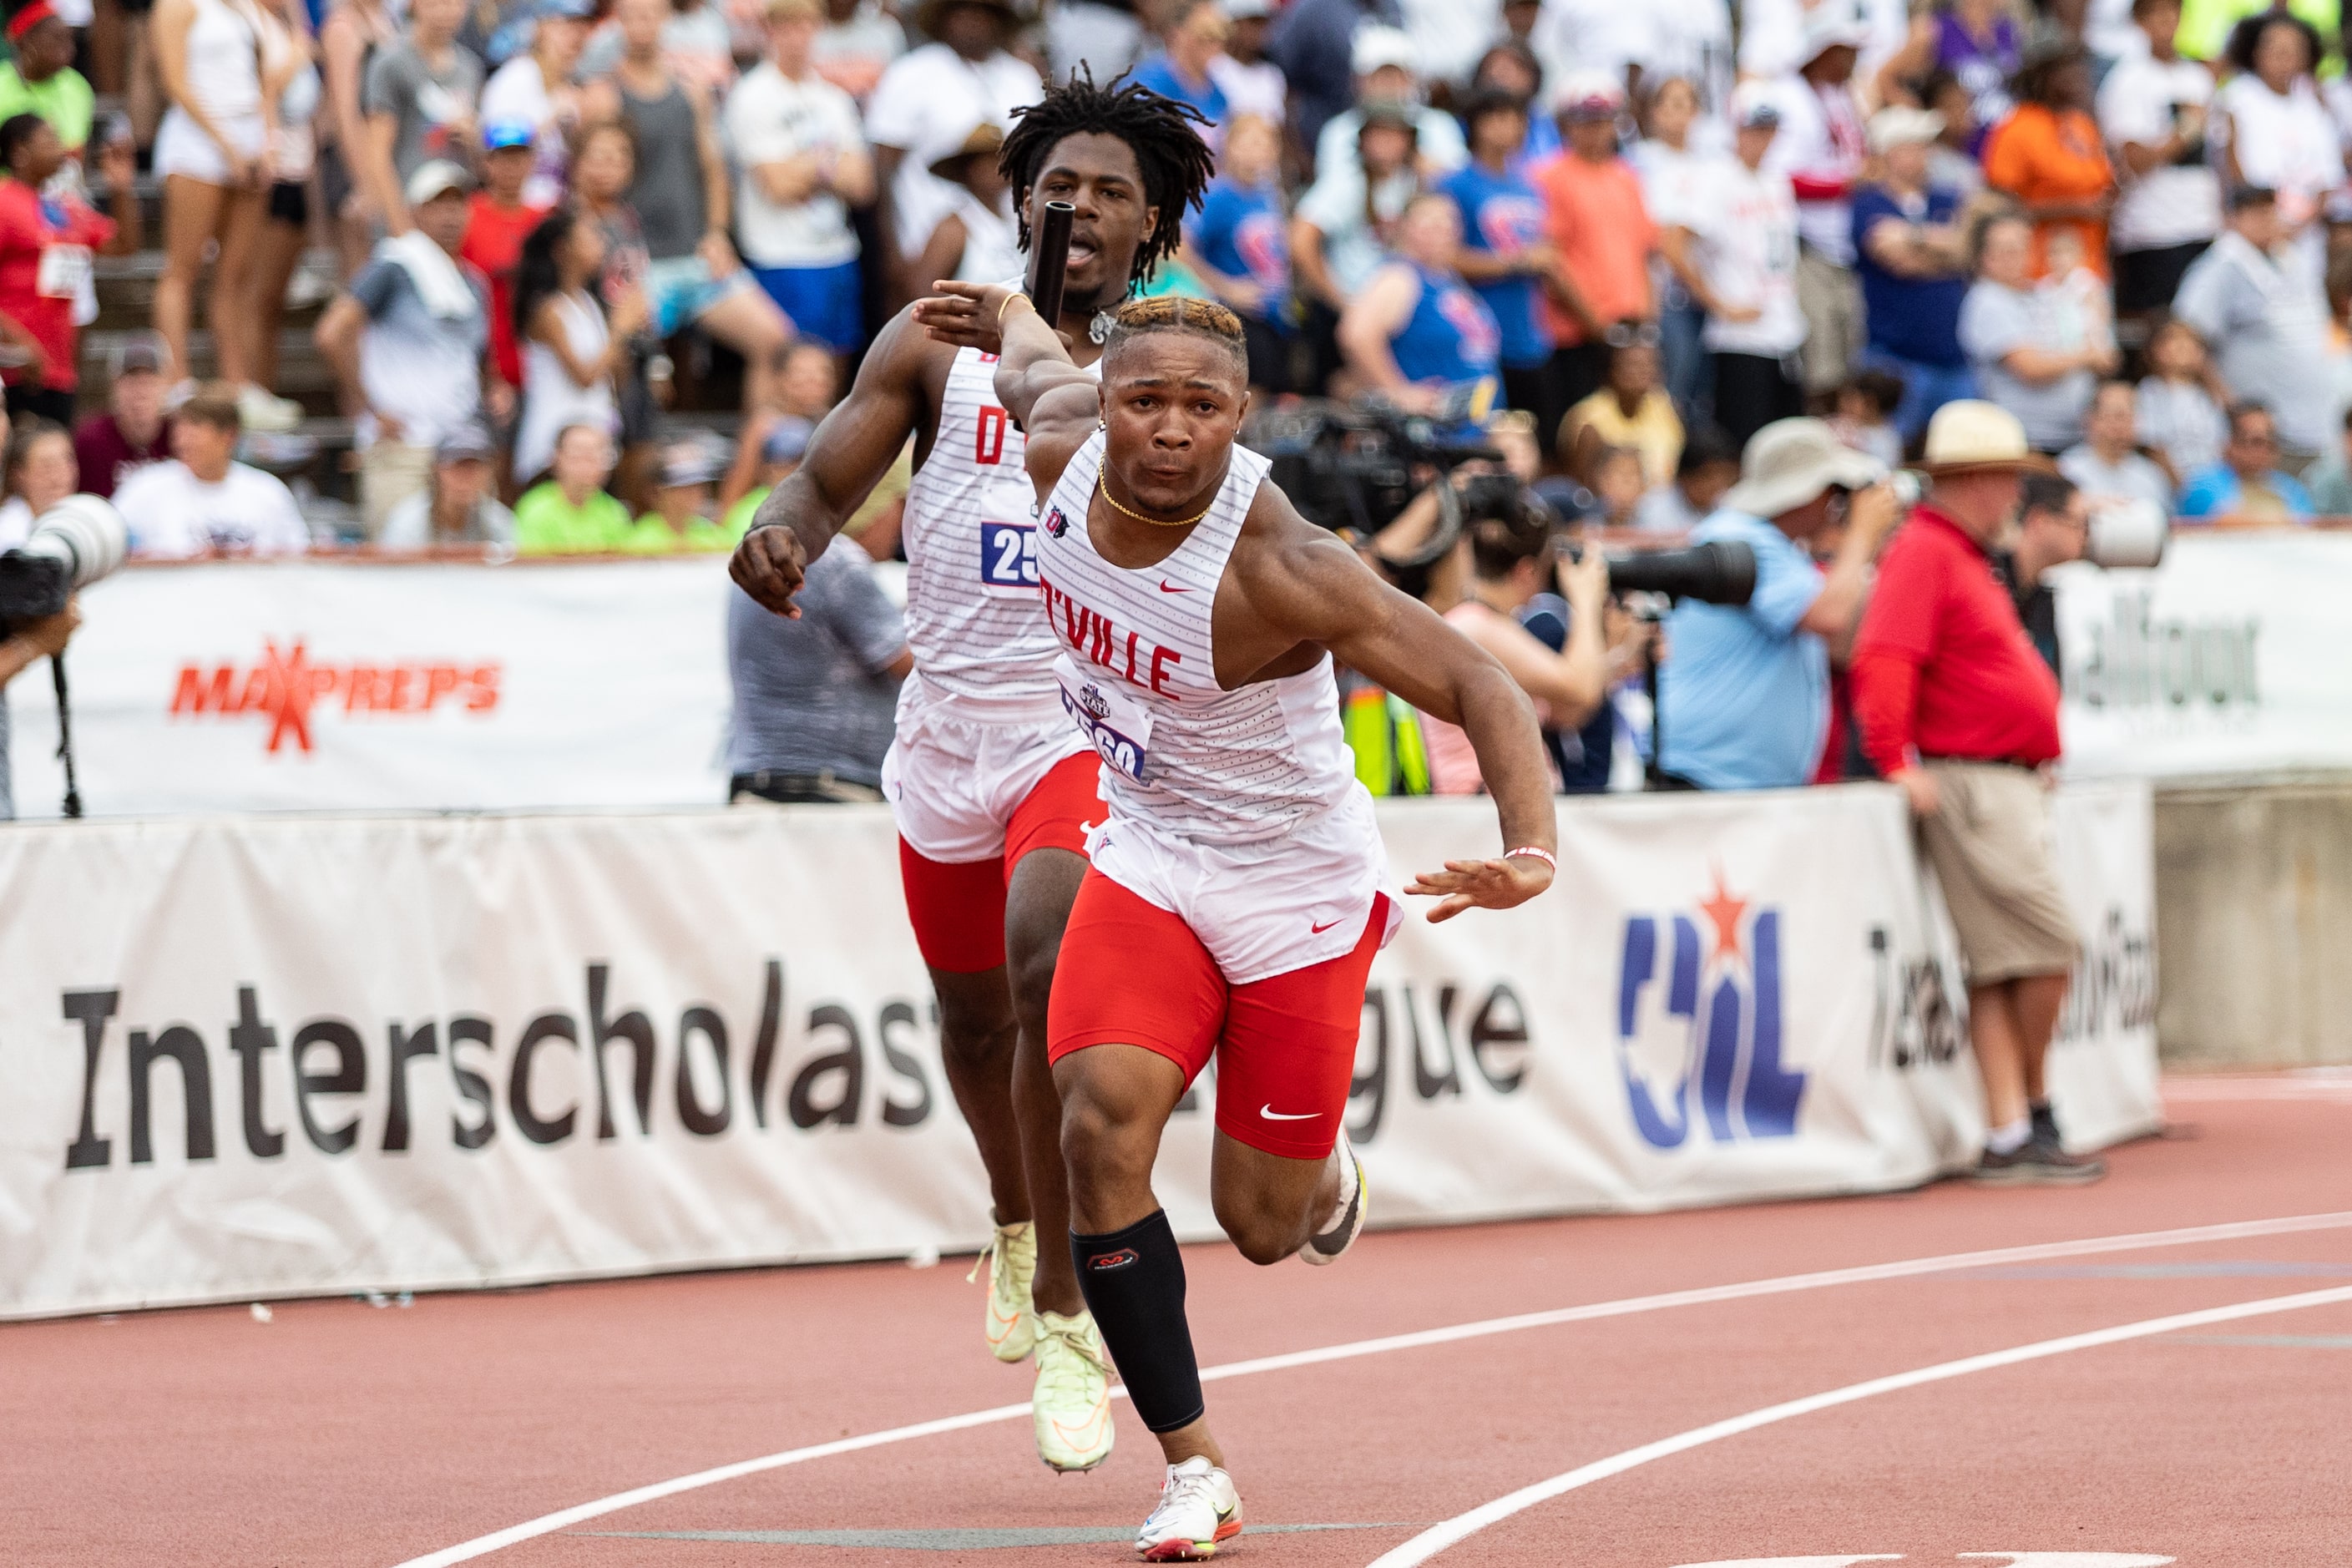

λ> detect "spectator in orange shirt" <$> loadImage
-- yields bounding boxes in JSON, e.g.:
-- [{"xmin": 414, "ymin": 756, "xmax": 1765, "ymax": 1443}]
[
  {"xmin": 1982, "ymin": 42, "xmax": 2115, "ymax": 279},
  {"xmin": 1530, "ymin": 70, "xmax": 1656, "ymax": 462}
]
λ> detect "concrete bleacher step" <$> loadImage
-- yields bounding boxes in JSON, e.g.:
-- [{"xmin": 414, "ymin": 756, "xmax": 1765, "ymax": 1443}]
[{"xmin": 90, "ymin": 244, "xmax": 341, "ymax": 333}]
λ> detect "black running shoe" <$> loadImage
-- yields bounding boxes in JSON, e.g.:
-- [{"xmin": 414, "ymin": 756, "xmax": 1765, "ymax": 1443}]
[
  {"xmin": 1972, "ymin": 1141, "xmax": 2107, "ymax": 1186},
  {"xmin": 2030, "ymin": 1101, "xmax": 2061, "ymax": 1151}
]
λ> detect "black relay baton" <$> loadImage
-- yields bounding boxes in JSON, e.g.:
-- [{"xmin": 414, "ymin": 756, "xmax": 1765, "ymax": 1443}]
[{"xmin": 1024, "ymin": 200, "xmax": 1077, "ymax": 328}]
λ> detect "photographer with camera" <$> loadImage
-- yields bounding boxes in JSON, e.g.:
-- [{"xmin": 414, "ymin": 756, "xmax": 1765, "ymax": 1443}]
[
  {"xmin": 1416, "ymin": 496, "xmax": 1611, "ymax": 795},
  {"xmin": 0, "ymin": 590, "xmax": 77, "ymax": 820},
  {"xmin": 1653, "ymin": 417, "xmax": 1898, "ymax": 792}
]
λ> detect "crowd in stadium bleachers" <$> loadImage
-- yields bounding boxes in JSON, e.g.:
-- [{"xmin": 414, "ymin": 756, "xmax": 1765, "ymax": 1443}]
[{"xmin": 0, "ymin": 0, "xmax": 2346, "ymax": 807}]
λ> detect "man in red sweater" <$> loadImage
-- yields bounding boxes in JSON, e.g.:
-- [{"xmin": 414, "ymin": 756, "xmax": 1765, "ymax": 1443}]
[{"xmin": 1852, "ymin": 400, "xmax": 2100, "ymax": 1186}]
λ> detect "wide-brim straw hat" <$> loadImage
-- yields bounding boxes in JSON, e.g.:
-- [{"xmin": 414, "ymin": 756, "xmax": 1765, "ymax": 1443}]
[
  {"xmin": 926, "ymin": 120, "xmax": 1005, "ymax": 181},
  {"xmin": 1721, "ymin": 417, "xmax": 1885, "ymax": 518},
  {"xmin": 1919, "ymin": 399, "xmax": 2059, "ymax": 477}
]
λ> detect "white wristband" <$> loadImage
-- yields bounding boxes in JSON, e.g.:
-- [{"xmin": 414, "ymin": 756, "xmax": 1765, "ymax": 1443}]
[{"xmin": 1503, "ymin": 845, "xmax": 1555, "ymax": 871}]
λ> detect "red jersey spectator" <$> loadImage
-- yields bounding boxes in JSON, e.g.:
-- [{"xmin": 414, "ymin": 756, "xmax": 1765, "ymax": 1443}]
[
  {"xmin": 73, "ymin": 338, "xmax": 175, "ymax": 498},
  {"xmin": 1850, "ymin": 399, "xmax": 2093, "ymax": 1188},
  {"xmin": 1530, "ymin": 72, "xmax": 1655, "ymax": 442},
  {"xmin": 463, "ymin": 120, "xmax": 554, "ymax": 387},
  {"xmin": 0, "ymin": 110, "xmax": 139, "ymax": 426}
]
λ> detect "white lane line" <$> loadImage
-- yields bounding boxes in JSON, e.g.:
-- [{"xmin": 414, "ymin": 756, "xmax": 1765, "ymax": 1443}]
[
  {"xmin": 1366, "ymin": 1284, "xmax": 2352, "ymax": 1568},
  {"xmin": 391, "ymin": 1210, "xmax": 2352, "ymax": 1568}
]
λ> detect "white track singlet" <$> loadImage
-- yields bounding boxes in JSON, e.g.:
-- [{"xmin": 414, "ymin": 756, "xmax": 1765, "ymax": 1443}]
[
  {"xmin": 896, "ymin": 344, "xmax": 1098, "ymax": 720},
  {"xmin": 1034, "ymin": 430, "xmax": 1397, "ymax": 981}
]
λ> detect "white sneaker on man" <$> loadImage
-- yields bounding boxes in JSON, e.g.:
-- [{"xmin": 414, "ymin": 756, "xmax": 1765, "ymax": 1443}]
[
  {"xmin": 1136, "ymin": 1455, "xmax": 1242, "ymax": 1561},
  {"xmin": 1031, "ymin": 1308, "xmax": 1115, "ymax": 1472},
  {"xmin": 970, "ymin": 1218, "xmax": 1039, "ymax": 1363},
  {"xmin": 1298, "ymin": 1129, "xmax": 1366, "ymax": 1267}
]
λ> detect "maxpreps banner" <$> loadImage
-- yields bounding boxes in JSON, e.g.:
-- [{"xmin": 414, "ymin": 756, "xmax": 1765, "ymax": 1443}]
[
  {"xmin": 0, "ymin": 787, "xmax": 2156, "ymax": 1318},
  {"xmin": 2052, "ymin": 529, "xmax": 2352, "ymax": 779},
  {"xmin": 5, "ymin": 559, "xmax": 739, "ymax": 817}
]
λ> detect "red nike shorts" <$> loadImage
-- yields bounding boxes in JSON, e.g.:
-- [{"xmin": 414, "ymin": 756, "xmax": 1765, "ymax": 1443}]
[
  {"xmin": 898, "ymin": 751, "xmax": 1103, "ymax": 974},
  {"xmin": 1046, "ymin": 868, "xmax": 1388, "ymax": 1161}
]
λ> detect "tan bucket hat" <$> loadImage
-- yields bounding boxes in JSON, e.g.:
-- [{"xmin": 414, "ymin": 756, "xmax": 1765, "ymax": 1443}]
[{"xmin": 1720, "ymin": 417, "xmax": 1885, "ymax": 518}]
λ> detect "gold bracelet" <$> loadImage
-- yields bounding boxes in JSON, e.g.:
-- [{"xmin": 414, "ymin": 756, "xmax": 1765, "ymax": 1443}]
[{"xmin": 999, "ymin": 291, "xmax": 1034, "ymax": 326}]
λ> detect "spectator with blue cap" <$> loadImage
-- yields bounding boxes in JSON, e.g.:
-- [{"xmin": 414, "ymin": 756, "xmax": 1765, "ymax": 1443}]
[
  {"xmin": 462, "ymin": 117, "xmax": 554, "ymax": 391},
  {"xmin": 479, "ymin": 0, "xmax": 594, "ymax": 205}
]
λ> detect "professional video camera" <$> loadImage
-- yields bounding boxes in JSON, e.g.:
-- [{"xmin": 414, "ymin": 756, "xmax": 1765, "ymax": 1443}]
[
  {"xmin": 0, "ymin": 495, "xmax": 129, "ymax": 818},
  {"xmin": 1248, "ymin": 394, "xmax": 1504, "ymax": 539}
]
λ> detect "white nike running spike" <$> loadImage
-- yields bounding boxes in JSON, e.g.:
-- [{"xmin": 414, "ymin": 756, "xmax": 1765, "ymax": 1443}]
[
  {"xmin": 1136, "ymin": 1455, "xmax": 1243, "ymax": 1560},
  {"xmin": 1299, "ymin": 1129, "xmax": 1365, "ymax": 1267},
  {"xmin": 971, "ymin": 1218, "xmax": 1039, "ymax": 1363}
]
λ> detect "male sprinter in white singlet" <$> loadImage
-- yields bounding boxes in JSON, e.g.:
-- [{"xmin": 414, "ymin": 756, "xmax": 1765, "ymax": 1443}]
[
  {"xmin": 909, "ymin": 286, "xmax": 1558, "ymax": 1559},
  {"xmin": 728, "ymin": 79, "xmax": 1219, "ymax": 1474}
]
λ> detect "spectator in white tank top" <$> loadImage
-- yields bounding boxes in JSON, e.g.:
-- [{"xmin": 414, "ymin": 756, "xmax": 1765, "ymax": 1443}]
[{"xmin": 512, "ymin": 204, "xmax": 644, "ymax": 483}]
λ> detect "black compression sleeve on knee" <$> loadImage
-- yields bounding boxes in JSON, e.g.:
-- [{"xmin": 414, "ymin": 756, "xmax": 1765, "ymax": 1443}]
[{"xmin": 1070, "ymin": 1210, "xmax": 1204, "ymax": 1434}]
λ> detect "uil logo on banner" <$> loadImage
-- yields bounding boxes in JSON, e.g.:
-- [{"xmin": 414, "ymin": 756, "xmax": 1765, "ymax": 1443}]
[{"xmin": 1615, "ymin": 869, "xmax": 1805, "ymax": 1150}]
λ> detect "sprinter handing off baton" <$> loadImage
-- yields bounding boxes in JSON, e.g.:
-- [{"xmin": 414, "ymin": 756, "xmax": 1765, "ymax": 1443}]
[{"xmin": 913, "ymin": 281, "xmax": 1555, "ymax": 1560}]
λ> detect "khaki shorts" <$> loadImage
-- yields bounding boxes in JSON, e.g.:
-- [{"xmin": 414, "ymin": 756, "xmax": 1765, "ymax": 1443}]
[
  {"xmin": 361, "ymin": 440, "xmax": 435, "ymax": 539},
  {"xmin": 1918, "ymin": 759, "xmax": 2081, "ymax": 985}
]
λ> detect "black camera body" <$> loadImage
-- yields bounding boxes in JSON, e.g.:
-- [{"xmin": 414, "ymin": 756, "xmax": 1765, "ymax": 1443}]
[{"xmin": 0, "ymin": 550, "xmax": 71, "ymax": 639}]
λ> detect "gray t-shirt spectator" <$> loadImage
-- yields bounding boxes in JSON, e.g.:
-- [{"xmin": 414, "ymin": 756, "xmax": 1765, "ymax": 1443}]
[
  {"xmin": 1959, "ymin": 280, "xmax": 2094, "ymax": 451},
  {"xmin": 2057, "ymin": 444, "xmax": 2173, "ymax": 511},
  {"xmin": 348, "ymin": 251, "xmax": 489, "ymax": 449},
  {"xmin": 726, "ymin": 536, "xmax": 906, "ymax": 788},
  {"xmin": 2172, "ymin": 230, "xmax": 2335, "ymax": 457},
  {"xmin": 364, "ymin": 40, "xmax": 484, "ymax": 187}
]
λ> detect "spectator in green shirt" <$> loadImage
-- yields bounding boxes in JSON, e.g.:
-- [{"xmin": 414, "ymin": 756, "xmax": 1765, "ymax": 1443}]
[
  {"xmin": 514, "ymin": 421, "xmax": 631, "ymax": 553},
  {"xmin": 720, "ymin": 414, "xmax": 811, "ymax": 537},
  {"xmin": 0, "ymin": 7, "xmax": 94, "ymax": 157},
  {"xmin": 620, "ymin": 442, "xmax": 734, "ymax": 553}
]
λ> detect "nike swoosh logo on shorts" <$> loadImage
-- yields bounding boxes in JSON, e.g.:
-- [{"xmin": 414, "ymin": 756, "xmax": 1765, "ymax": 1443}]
[
  {"xmin": 1261, "ymin": 1105, "xmax": 1316, "ymax": 1120},
  {"xmin": 1158, "ymin": 580, "xmax": 1190, "ymax": 593},
  {"xmin": 1310, "ymin": 918, "xmax": 1343, "ymax": 933}
]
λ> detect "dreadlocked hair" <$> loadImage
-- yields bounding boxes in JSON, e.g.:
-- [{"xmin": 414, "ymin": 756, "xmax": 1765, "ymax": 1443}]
[
  {"xmin": 998, "ymin": 68, "xmax": 1216, "ymax": 291},
  {"xmin": 1101, "ymin": 296, "xmax": 1248, "ymax": 369}
]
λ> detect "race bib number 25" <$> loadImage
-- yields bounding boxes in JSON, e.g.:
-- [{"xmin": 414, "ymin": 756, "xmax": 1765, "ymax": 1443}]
[{"xmin": 979, "ymin": 519, "xmax": 1037, "ymax": 595}]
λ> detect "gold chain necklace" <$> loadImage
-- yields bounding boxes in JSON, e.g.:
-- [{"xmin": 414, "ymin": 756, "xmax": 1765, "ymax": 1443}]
[{"xmin": 1095, "ymin": 470, "xmax": 1215, "ymax": 529}]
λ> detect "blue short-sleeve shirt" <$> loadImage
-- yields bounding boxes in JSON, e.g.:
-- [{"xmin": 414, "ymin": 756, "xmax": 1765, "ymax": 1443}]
[{"xmin": 1655, "ymin": 508, "xmax": 1829, "ymax": 790}]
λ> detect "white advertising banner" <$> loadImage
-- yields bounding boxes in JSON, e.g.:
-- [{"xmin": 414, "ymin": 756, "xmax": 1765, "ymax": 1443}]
[
  {"xmin": 0, "ymin": 786, "xmax": 2156, "ymax": 1319},
  {"xmin": 2052, "ymin": 529, "xmax": 2352, "ymax": 779},
  {"xmin": 6, "ymin": 559, "xmax": 738, "ymax": 817}
]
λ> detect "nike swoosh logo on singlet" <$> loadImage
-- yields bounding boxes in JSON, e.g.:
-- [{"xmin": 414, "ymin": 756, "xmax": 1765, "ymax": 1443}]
[
  {"xmin": 1260, "ymin": 1105, "xmax": 1316, "ymax": 1120},
  {"xmin": 1158, "ymin": 580, "xmax": 1191, "ymax": 593}
]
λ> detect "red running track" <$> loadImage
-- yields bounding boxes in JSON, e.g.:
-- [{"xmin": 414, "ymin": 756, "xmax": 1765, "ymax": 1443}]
[{"xmin": 6, "ymin": 1080, "xmax": 2352, "ymax": 1567}]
